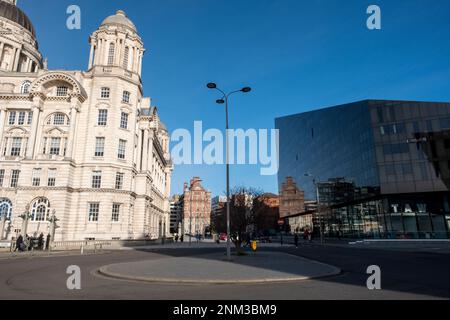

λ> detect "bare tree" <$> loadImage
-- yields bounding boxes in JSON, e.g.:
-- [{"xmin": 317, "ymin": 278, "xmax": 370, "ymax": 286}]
[{"xmin": 213, "ymin": 186, "xmax": 263, "ymax": 253}]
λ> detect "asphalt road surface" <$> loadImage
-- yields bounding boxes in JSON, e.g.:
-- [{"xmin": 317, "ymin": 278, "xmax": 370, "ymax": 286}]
[{"xmin": 1, "ymin": 244, "xmax": 449, "ymax": 300}]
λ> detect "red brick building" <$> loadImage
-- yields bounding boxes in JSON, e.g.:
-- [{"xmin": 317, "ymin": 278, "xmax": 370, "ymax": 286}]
[{"xmin": 182, "ymin": 177, "xmax": 211, "ymax": 237}]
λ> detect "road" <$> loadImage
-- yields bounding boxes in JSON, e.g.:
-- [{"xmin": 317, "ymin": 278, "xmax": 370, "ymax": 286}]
[{"xmin": 0, "ymin": 243, "xmax": 449, "ymax": 300}]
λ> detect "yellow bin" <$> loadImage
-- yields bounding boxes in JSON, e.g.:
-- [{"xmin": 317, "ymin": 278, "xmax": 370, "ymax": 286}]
[{"xmin": 251, "ymin": 240, "xmax": 257, "ymax": 252}]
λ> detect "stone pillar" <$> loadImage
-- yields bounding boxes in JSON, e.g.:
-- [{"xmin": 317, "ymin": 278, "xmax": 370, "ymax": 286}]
[
  {"xmin": 142, "ymin": 129, "xmax": 149, "ymax": 172},
  {"xmin": 0, "ymin": 107, "xmax": 6, "ymax": 150},
  {"xmin": 147, "ymin": 130, "xmax": 155, "ymax": 173},
  {"xmin": 66, "ymin": 102, "xmax": 79, "ymax": 159},
  {"xmin": 0, "ymin": 42, "xmax": 4, "ymax": 65},
  {"xmin": 138, "ymin": 51, "xmax": 143, "ymax": 75},
  {"xmin": 26, "ymin": 103, "xmax": 41, "ymax": 158},
  {"xmin": 0, "ymin": 214, "xmax": 6, "ymax": 240},
  {"xmin": 12, "ymin": 47, "xmax": 20, "ymax": 71},
  {"xmin": 88, "ymin": 42, "xmax": 95, "ymax": 69},
  {"xmin": 136, "ymin": 127, "xmax": 143, "ymax": 171}
]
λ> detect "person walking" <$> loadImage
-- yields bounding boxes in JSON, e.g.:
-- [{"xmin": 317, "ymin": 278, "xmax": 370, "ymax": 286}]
[
  {"xmin": 294, "ymin": 233, "xmax": 299, "ymax": 248},
  {"xmin": 175, "ymin": 234, "xmax": 179, "ymax": 243},
  {"xmin": 180, "ymin": 234, "xmax": 184, "ymax": 243},
  {"xmin": 45, "ymin": 234, "xmax": 51, "ymax": 250},
  {"xmin": 15, "ymin": 235, "xmax": 24, "ymax": 252},
  {"xmin": 38, "ymin": 233, "xmax": 44, "ymax": 250}
]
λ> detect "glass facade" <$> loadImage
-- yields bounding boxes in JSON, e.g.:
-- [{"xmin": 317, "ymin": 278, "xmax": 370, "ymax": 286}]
[{"xmin": 276, "ymin": 100, "xmax": 450, "ymax": 239}]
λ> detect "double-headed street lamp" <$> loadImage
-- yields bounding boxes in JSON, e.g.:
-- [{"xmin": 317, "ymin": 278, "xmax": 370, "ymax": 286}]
[
  {"xmin": 304, "ymin": 173, "xmax": 324, "ymax": 244},
  {"xmin": 207, "ymin": 82, "xmax": 251, "ymax": 261}
]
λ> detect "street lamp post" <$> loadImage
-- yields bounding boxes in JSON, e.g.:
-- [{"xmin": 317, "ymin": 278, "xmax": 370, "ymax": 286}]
[
  {"xmin": 207, "ymin": 83, "xmax": 251, "ymax": 261},
  {"xmin": 305, "ymin": 173, "xmax": 324, "ymax": 244}
]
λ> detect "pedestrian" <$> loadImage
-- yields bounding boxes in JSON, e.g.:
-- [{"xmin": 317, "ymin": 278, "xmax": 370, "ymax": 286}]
[
  {"xmin": 180, "ymin": 234, "xmax": 184, "ymax": 243},
  {"xmin": 15, "ymin": 235, "xmax": 24, "ymax": 252},
  {"xmin": 38, "ymin": 233, "xmax": 44, "ymax": 250},
  {"xmin": 45, "ymin": 234, "xmax": 51, "ymax": 250},
  {"xmin": 294, "ymin": 233, "xmax": 299, "ymax": 248},
  {"xmin": 308, "ymin": 230, "xmax": 312, "ymax": 242},
  {"xmin": 25, "ymin": 234, "xmax": 32, "ymax": 251},
  {"xmin": 175, "ymin": 234, "xmax": 179, "ymax": 242}
]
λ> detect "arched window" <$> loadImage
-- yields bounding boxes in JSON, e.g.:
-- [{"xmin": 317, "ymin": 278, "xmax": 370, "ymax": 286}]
[
  {"xmin": 123, "ymin": 46, "xmax": 129, "ymax": 69},
  {"xmin": 20, "ymin": 81, "xmax": 31, "ymax": 94},
  {"xmin": 0, "ymin": 198, "xmax": 12, "ymax": 220},
  {"xmin": 46, "ymin": 113, "xmax": 70, "ymax": 126},
  {"xmin": 107, "ymin": 43, "xmax": 115, "ymax": 65},
  {"xmin": 31, "ymin": 198, "xmax": 51, "ymax": 222}
]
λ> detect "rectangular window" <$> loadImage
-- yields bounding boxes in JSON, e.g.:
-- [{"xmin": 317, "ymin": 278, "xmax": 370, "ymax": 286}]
[
  {"xmin": 32, "ymin": 168, "xmax": 42, "ymax": 187},
  {"xmin": 10, "ymin": 170, "xmax": 20, "ymax": 188},
  {"xmin": 402, "ymin": 163, "xmax": 413, "ymax": 175},
  {"xmin": 0, "ymin": 169, "xmax": 4, "ymax": 187},
  {"xmin": 92, "ymin": 171, "xmax": 102, "ymax": 188},
  {"xmin": 53, "ymin": 114, "xmax": 65, "ymax": 125},
  {"xmin": 108, "ymin": 43, "xmax": 115, "ymax": 65},
  {"xmin": 89, "ymin": 203, "xmax": 100, "ymax": 222},
  {"xmin": 115, "ymin": 172, "xmax": 124, "ymax": 190},
  {"xmin": 440, "ymin": 118, "xmax": 450, "ymax": 130},
  {"xmin": 98, "ymin": 109, "xmax": 108, "ymax": 126},
  {"xmin": 95, "ymin": 137, "xmax": 105, "ymax": 157},
  {"xmin": 118, "ymin": 139, "xmax": 126, "ymax": 160},
  {"xmin": 120, "ymin": 112, "xmax": 128, "ymax": 129},
  {"xmin": 112, "ymin": 203, "xmax": 121, "ymax": 222},
  {"xmin": 49, "ymin": 137, "xmax": 61, "ymax": 155},
  {"xmin": 9, "ymin": 111, "xmax": 16, "ymax": 125},
  {"xmin": 10, "ymin": 137, "xmax": 22, "ymax": 156},
  {"xmin": 48, "ymin": 169, "xmax": 57, "ymax": 187},
  {"xmin": 123, "ymin": 47, "xmax": 129, "ymax": 69},
  {"xmin": 122, "ymin": 91, "xmax": 130, "ymax": 103},
  {"xmin": 100, "ymin": 87, "xmax": 110, "ymax": 99},
  {"xmin": 56, "ymin": 86, "xmax": 68, "ymax": 97},
  {"xmin": 27, "ymin": 111, "xmax": 33, "ymax": 125},
  {"xmin": 383, "ymin": 143, "xmax": 409, "ymax": 156},
  {"xmin": 18, "ymin": 112, "xmax": 26, "ymax": 125}
]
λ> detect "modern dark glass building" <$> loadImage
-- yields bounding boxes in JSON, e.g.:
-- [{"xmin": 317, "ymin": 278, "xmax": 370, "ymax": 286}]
[{"xmin": 275, "ymin": 100, "xmax": 450, "ymax": 239}]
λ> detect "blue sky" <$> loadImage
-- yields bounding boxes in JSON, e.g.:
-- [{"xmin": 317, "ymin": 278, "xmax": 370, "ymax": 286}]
[{"xmin": 21, "ymin": 0, "xmax": 450, "ymax": 197}]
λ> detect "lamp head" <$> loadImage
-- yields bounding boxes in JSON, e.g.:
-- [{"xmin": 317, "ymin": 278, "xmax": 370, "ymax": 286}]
[
  {"xmin": 207, "ymin": 83, "xmax": 217, "ymax": 89},
  {"xmin": 216, "ymin": 99, "xmax": 225, "ymax": 104},
  {"xmin": 241, "ymin": 87, "xmax": 252, "ymax": 93}
]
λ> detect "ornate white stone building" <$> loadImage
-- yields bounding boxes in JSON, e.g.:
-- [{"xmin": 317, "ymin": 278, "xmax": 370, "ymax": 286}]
[{"xmin": 0, "ymin": 0, "xmax": 173, "ymax": 241}]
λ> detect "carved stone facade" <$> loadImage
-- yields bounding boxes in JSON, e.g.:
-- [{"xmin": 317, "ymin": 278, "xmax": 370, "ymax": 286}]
[
  {"xmin": 181, "ymin": 177, "xmax": 211, "ymax": 237},
  {"xmin": 0, "ymin": 2, "xmax": 173, "ymax": 241}
]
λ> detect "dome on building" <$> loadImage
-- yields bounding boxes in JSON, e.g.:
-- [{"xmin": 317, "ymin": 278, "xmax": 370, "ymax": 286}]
[
  {"xmin": 0, "ymin": 1, "xmax": 35, "ymax": 36},
  {"xmin": 101, "ymin": 10, "xmax": 137, "ymax": 32}
]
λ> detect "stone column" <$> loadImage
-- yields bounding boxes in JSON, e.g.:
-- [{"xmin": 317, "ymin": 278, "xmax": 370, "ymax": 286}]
[
  {"xmin": 147, "ymin": 130, "xmax": 155, "ymax": 173},
  {"xmin": 26, "ymin": 104, "xmax": 41, "ymax": 158},
  {"xmin": 0, "ymin": 42, "xmax": 4, "ymax": 66},
  {"xmin": 138, "ymin": 51, "xmax": 143, "ymax": 75},
  {"xmin": 0, "ymin": 215, "xmax": 6, "ymax": 240},
  {"xmin": 66, "ymin": 102, "xmax": 79, "ymax": 159},
  {"xmin": 142, "ymin": 129, "xmax": 149, "ymax": 172},
  {"xmin": 12, "ymin": 47, "xmax": 20, "ymax": 71},
  {"xmin": 0, "ymin": 107, "xmax": 6, "ymax": 151},
  {"xmin": 88, "ymin": 39, "xmax": 95, "ymax": 69}
]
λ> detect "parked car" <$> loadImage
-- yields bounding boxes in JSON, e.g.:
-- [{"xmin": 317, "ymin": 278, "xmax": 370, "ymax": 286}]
[{"xmin": 219, "ymin": 233, "xmax": 228, "ymax": 241}]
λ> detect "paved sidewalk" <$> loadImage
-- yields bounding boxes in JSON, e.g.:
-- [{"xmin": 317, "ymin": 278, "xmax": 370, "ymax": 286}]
[{"xmin": 98, "ymin": 251, "xmax": 341, "ymax": 284}]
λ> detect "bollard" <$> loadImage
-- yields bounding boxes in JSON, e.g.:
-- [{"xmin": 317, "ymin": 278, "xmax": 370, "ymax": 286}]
[
  {"xmin": 251, "ymin": 240, "xmax": 257, "ymax": 252},
  {"xmin": 80, "ymin": 245, "xmax": 84, "ymax": 255}
]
